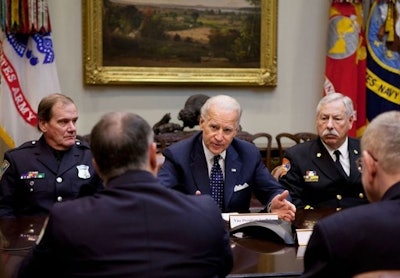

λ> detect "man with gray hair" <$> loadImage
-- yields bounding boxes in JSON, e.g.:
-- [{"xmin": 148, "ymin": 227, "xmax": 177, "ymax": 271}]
[
  {"xmin": 17, "ymin": 112, "xmax": 233, "ymax": 278},
  {"xmin": 301, "ymin": 111, "xmax": 400, "ymax": 277},
  {"xmin": 278, "ymin": 92, "xmax": 367, "ymax": 210},
  {"xmin": 158, "ymin": 94, "xmax": 296, "ymax": 222}
]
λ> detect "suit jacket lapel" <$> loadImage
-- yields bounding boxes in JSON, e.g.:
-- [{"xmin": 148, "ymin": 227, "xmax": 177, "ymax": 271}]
[
  {"xmin": 189, "ymin": 136, "xmax": 242, "ymax": 208},
  {"xmin": 58, "ymin": 147, "xmax": 81, "ymax": 176},
  {"xmin": 311, "ymin": 139, "xmax": 344, "ymax": 181},
  {"xmin": 224, "ymin": 146, "xmax": 241, "ymax": 207},
  {"xmin": 311, "ymin": 138, "xmax": 361, "ymax": 182},
  {"xmin": 347, "ymin": 139, "xmax": 361, "ymax": 182},
  {"xmin": 35, "ymin": 139, "xmax": 59, "ymax": 174},
  {"xmin": 190, "ymin": 137, "xmax": 210, "ymax": 194}
]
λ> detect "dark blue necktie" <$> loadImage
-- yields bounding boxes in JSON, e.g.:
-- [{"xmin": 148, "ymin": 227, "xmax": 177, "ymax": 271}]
[{"xmin": 210, "ymin": 155, "xmax": 224, "ymax": 211}]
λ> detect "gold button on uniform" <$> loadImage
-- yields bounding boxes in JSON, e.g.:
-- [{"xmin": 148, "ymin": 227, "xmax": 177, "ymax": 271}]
[
  {"xmin": 56, "ymin": 177, "xmax": 63, "ymax": 183},
  {"xmin": 336, "ymin": 194, "xmax": 342, "ymax": 200},
  {"xmin": 359, "ymin": 193, "xmax": 364, "ymax": 198},
  {"xmin": 57, "ymin": 196, "xmax": 63, "ymax": 202}
]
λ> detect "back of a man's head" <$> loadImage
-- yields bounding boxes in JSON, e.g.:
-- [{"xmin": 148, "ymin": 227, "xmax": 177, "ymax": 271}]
[
  {"xmin": 361, "ymin": 111, "xmax": 400, "ymax": 175},
  {"xmin": 90, "ymin": 112, "xmax": 153, "ymax": 180}
]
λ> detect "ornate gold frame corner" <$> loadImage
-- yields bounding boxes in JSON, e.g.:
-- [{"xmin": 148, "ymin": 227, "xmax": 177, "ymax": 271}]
[{"xmin": 82, "ymin": 0, "xmax": 277, "ymax": 86}]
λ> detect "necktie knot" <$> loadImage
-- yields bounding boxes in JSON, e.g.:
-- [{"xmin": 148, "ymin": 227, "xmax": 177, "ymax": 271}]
[{"xmin": 213, "ymin": 155, "xmax": 221, "ymax": 165}]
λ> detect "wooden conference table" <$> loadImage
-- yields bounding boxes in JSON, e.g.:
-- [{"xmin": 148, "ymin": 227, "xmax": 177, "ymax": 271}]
[{"xmin": 0, "ymin": 208, "xmax": 336, "ymax": 278}]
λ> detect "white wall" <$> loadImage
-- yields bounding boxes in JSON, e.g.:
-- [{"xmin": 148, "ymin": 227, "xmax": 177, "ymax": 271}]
[{"xmin": 47, "ymin": 0, "xmax": 330, "ymax": 137}]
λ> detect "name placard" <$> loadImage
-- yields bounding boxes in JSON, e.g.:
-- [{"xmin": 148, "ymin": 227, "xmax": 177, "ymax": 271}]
[
  {"xmin": 229, "ymin": 213, "xmax": 279, "ymax": 229},
  {"xmin": 295, "ymin": 229, "xmax": 313, "ymax": 245}
]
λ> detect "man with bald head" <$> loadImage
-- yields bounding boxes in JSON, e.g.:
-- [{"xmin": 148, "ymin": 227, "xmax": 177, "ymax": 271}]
[{"xmin": 17, "ymin": 111, "xmax": 232, "ymax": 277}]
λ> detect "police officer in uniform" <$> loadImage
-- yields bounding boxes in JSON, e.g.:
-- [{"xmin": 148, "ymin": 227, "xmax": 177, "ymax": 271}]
[
  {"xmin": 0, "ymin": 94, "xmax": 103, "ymax": 218},
  {"xmin": 277, "ymin": 93, "xmax": 367, "ymax": 210}
]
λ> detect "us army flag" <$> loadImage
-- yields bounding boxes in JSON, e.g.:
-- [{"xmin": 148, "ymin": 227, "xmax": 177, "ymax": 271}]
[{"xmin": 0, "ymin": 31, "xmax": 60, "ymax": 148}]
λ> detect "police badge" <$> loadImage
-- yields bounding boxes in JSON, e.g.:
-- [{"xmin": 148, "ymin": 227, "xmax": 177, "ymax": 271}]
[{"xmin": 76, "ymin": 165, "xmax": 91, "ymax": 179}]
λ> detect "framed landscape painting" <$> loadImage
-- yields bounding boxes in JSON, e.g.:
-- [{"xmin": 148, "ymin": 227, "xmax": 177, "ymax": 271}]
[{"xmin": 83, "ymin": 0, "xmax": 277, "ymax": 86}]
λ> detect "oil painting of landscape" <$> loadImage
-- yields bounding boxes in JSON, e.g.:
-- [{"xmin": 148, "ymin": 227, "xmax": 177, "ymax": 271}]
[
  {"xmin": 83, "ymin": 0, "xmax": 277, "ymax": 86},
  {"xmin": 103, "ymin": 0, "xmax": 261, "ymax": 68}
]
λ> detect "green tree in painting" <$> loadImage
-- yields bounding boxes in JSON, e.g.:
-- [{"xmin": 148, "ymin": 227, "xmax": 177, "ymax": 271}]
[
  {"xmin": 191, "ymin": 11, "xmax": 199, "ymax": 25},
  {"xmin": 103, "ymin": 0, "xmax": 142, "ymax": 34},
  {"xmin": 103, "ymin": 0, "xmax": 142, "ymax": 50},
  {"xmin": 140, "ymin": 10, "xmax": 167, "ymax": 40},
  {"xmin": 208, "ymin": 0, "xmax": 261, "ymax": 63}
]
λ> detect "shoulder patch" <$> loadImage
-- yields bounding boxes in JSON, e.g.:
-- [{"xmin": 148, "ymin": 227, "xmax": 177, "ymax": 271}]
[
  {"xmin": 279, "ymin": 158, "xmax": 291, "ymax": 178},
  {"xmin": 272, "ymin": 158, "xmax": 291, "ymax": 179},
  {"xmin": 282, "ymin": 158, "xmax": 290, "ymax": 170},
  {"xmin": 0, "ymin": 160, "xmax": 10, "ymax": 180}
]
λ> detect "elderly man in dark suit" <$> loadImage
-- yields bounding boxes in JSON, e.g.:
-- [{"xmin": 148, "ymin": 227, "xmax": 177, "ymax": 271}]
[
  {"xmin": 158, "ymin": 94, "xmax": 296, "ymax": 222},
  {"xmin": 301, "ymin": 111, "xmax": 400, "ymax": 277},
  {"xmin": 278, "ymin": 93, "xmax": 367, "ymax": 210},
  {"xmin": 17, "ymin": 112, "xmax": 232, "ymax": 278}
]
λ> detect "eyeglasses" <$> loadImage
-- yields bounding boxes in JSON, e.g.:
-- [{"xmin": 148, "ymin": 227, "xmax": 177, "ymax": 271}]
[{"xmin": 356, "ymin": 151, "xmax": 378, "ymax": 173}]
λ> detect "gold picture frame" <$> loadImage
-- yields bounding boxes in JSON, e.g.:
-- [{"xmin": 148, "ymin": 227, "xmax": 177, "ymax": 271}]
[{"xmin": 82, "ymin": 0, "xmax": 277, "ymax": 86}]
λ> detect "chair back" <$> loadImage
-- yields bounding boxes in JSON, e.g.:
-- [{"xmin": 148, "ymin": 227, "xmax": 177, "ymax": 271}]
[
  {"xmin": 236, "ymin": 131, "xmax": 273, "ymax": 170},
  {"xmin": 275, "ymin": 132, "xmax": 318, "ymax": 163},
  {"xmin": 154, "ymin": 131, "xmax": 197, "ymax": 151},
  {"xmin": 293, "ymin": 132, "xmax": 318, "ymax": 142}
]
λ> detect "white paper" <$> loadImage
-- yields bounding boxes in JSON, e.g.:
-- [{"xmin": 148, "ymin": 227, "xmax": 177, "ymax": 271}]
[{"xmin": 229, "ymin": 213, "xmax": 279, "ymax": 228}]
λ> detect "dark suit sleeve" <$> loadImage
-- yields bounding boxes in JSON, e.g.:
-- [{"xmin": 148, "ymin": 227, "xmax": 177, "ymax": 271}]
[
  {"xmin": 278, "ymin": 149, "xmax": 306, "ymax": 208},
  {"xmin": 252, "ymin": 157, "xmax": 288, "ymax": 206},
  {"xmin": 78, "ymin": 172, "xmax": 104, "ymax": 197},
  {"xmin": 220, "ymin": 229, "xmax": 233, "ymax": 277},
  {"xmin": 227, "ymin": 140, "xmax": 289, "ymax": 211},
  {"xmin": 0, "ymin": 152, "xmax": 19, "ymax": 217},
  {"xmin": 279, "ymin": 147, "xmax": 306, "ymax": 208},
  {"xmin": 197, "ymin": 196, "xmax": 233, "ymax": 277},
  {"xmin": 158, "ymin": 148, "xmax": 184, "ymax": 191},
  {"xmin": 301, "ymin": 223, "xmax": 333, "ymax": 277},
  {"xmin": 17, "ymin": 217, "xmax": 59, "ymax": 277}
]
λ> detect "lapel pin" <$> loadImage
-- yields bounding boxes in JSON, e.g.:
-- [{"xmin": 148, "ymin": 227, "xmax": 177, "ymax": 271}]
[{"xmin": 354, "ymin": 149, "xmax": 359, "ymax": 154}]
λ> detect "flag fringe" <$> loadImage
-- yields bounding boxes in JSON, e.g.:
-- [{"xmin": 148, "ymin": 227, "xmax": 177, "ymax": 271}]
[{"xmin": 0, "ymin": 0, "xmax": 51, "ymax": 34}]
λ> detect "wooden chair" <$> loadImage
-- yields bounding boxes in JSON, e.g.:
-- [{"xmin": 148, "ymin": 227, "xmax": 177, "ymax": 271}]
[
  {"xmin": 275, "ymin": 132, "xmax": 318, "ymax": 163},
  {"xmin": 154, "ymin": 131, "xmax": 197, "ymax": 152},
  {"xmin": 293, "ymin": 132, "xmax": 318, "ymax": 142},
  {"xmin": 236, "ymin": 131, "xmax": 273, "ymax": 170}
]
